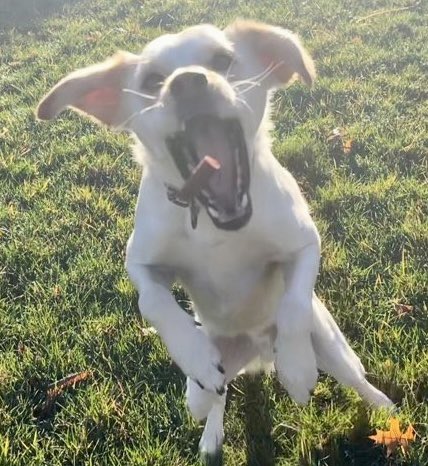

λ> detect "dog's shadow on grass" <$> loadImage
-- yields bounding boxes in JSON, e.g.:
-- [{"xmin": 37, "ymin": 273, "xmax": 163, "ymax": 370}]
[{"xmin": 236, "ymin": 374, "xmax": 276, "ymax": 466}]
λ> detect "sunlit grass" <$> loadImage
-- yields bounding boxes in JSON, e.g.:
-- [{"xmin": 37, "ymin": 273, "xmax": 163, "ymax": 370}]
[{"xmin": 0, "ymin": 0, "xmax": 427, "ymax": 464}]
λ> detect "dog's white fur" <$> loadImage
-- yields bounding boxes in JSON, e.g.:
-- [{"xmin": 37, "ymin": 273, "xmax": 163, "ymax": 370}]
[{"xmin": 37, "ymin": 20, "xmax": 392, "ymax": 459}]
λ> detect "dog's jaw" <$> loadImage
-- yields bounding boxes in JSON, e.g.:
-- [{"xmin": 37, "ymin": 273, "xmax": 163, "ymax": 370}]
[{"xmin": 165, "ymin": 115, "xmax": 252, "ymax": 230}]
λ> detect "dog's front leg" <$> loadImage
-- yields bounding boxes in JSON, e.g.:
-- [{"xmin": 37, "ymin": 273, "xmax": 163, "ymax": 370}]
[
  {"xmin": 275, "ymin": 241, "xmax": 320, "ymax": 404},
  {"xmin": 126, "ymin": 262, "xmax": 226, "ymax": 394}
]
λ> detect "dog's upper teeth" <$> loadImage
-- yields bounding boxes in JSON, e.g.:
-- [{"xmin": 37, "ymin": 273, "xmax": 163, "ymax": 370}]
[
  {"xmin": 234, "ymin": 148, "xmax": 243, "ymax": 190},
  {"xmin": 241, "ymin": 193, "xmax": 248, "ymax": 208}
]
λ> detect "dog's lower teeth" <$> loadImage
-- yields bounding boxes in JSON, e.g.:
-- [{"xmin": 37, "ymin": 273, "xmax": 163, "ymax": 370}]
[
  {"xmin": 183, "ymin": 146, "xmax": 193, "ymax": 162},
  {"xmin": 208, "ymin": 206, "xmax": 219, "ymax": 218}
]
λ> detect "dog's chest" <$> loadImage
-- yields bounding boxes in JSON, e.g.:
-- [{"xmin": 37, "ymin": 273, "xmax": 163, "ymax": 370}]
[{"xmin": 170, "ymin": 227, "xmax": 285, "ymax": 334}]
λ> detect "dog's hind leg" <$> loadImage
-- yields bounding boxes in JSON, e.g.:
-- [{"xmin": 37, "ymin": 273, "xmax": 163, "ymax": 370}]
[
  {"xmin": 198, "ymin": 391, "xmax": 226, "ymax": 466},
  {"xmin": 311, "ymin": 295, "xmax": 393, "ymax": 408}
]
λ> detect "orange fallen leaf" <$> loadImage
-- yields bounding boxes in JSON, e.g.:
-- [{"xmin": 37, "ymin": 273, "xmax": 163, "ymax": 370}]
[
  {"xmin": 369, "ymin": 418, "xmax": 416, "ymax": 457},
  {"xmin": 342, "ymin": 138, "xmax": 354, "ymax": 154}
]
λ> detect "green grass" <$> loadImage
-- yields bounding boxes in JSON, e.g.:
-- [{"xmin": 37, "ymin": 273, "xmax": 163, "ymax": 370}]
[{"xmin": 0, "ymin": 0, "xmax": 427, "ymax": 464}]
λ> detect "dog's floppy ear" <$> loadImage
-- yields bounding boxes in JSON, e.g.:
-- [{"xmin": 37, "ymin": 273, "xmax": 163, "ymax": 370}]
[
  {"xmin": 225, "ymin": 20, "xmax": 315, "ymax": 87},
  {"xmin": 36, "ymin": 51, "xmax": 139, "ymax": 126}
]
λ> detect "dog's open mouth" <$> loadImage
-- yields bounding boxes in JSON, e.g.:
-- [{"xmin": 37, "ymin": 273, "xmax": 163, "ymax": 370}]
[{"xmin": 166, "ymin": 115, "xmax": 252, "ymax": 230}]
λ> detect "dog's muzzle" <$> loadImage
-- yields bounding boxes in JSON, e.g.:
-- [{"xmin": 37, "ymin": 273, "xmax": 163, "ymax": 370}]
[{"xmin": 166, "ymin": 115, "xmax": 252, "ymax": 230}]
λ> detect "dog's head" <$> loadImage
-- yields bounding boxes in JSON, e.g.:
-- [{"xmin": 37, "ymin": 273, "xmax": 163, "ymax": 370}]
[{"xmin": 37, "ymin": 21, "xmax": 315, "ymax": 230}]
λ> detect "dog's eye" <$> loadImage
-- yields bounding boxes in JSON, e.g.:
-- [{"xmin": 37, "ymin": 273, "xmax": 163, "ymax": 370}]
[
  {"xmin": 142, "ymin": 72, "xmax": 164, "ymax": 93},
  {"xmin": 211, "ymin": 53, "xmax": 233, "ymax": 73}
]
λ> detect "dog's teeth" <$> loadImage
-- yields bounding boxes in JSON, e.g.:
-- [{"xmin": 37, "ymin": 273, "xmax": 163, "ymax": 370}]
[
  {"xmin": 208, "ymin": 206, "xmax": 219, "ymax": 218},
  {"xmin": 234, "ymin": 147, "xmax": 240, "ymax": 164},
  {"xmin": 241, "ymin": 193, "xmax": 248, "ymax": 208},
  {"xmin": 235, "ymin": 148, "xmax": 242, "ymax": 190}
]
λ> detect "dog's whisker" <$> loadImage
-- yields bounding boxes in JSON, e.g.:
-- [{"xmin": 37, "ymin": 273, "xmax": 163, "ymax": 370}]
[
  {"xmin": 242, "ymin": 61, "xmax": 278, "ymax": 83},
  {"xmin": 232, "ymin": 80, "xmax": 260, "ymax": 89},
  {"xmin": 117, "ymin": 102, "xmax": 163, "ymax": 129},
  {"xmin": 258, "ymin": 60, "xmax": 284, "ymax": 83},
  {"xmin": 122, "ymin": 88, "xmax": 156, "ymax": 100},
  {"xmin": 238, "ymin": 61, "xmax": 284, "ymax": 91},
  {"xmin": 237, "ymin": 61, "xmax": 284, "ymax": 97},
  {"xmin": 229, "ymin": 61, "xmax": 278, "ymax": 90},
  {"xmin": 225, "ymin": 60, "xmax": 236, "ymax": 80},
  {"xmin": 235, "ymin": 96, "xmax": 254, "ymax": 114}
]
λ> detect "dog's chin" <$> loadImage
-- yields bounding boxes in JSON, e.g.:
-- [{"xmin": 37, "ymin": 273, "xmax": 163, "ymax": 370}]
[{"xmin": 166, "ymin": 115, "xmax": 252, "ymax": 231}]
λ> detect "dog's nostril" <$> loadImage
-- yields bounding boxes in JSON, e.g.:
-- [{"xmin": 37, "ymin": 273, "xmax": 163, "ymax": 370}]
[
  {"xmin": 191, "ymin": 73, "xmax": 208, "ymax": 88},
  {"xmin": 170, "ymin": 72, "xmax": 208, "ymax": 98}
]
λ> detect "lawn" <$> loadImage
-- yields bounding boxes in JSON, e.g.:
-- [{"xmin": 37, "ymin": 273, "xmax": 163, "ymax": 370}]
[{"xmin": 0, "ymin": 0, "xmax": 427, "ymax": 465}]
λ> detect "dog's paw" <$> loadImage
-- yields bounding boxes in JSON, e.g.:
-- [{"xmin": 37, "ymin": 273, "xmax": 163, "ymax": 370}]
[
  {"xmin": 355, "ymin": 378, "xmax": 395, "ymax": 410},
  {"xmin": 168, "ymin": 326, "xmax": 225, "ymax": 395},
  {"xmin": 275, "ymin": 332, "xmax": 318, "ymax": 404}
]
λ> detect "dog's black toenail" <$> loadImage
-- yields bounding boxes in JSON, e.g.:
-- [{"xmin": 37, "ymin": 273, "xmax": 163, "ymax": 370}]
[
  {"xmin": 194, "ymin": 320, "xmax": 202, "ymax": 327},
  {"xmin": 196, "ymin": 380, "xmax": 205, "ymax": 390},
  {"xmin": 216, "ymin": 386, "xmax": 225, "ymax": 396},
  {"xmin": 217, "ymin": 364, "xmax": 225, "ymax": 374}
]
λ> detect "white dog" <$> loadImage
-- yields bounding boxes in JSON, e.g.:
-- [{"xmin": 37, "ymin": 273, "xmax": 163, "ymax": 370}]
[{"xmin": 37, "ymin": 20, "xmax": 392, "ymax": 463}]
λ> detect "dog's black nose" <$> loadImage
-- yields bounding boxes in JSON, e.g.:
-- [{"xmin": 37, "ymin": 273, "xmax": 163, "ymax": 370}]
[{"xmin": 170, "ymin": 71, "xmax": 208, "ymax": 98}]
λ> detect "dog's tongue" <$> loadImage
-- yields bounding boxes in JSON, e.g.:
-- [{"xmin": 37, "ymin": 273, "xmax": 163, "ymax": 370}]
[{"xmin": 186, "ymin": 117, "xmax": 236, "ymax": 211}]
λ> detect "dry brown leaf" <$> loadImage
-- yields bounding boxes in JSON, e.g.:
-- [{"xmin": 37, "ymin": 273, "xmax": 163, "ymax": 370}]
[
  {"xmin": 86, "ymin": 31, "xmax": 103, "ymax": 42},
  {"xmin": 47, "ymin": 370, "xmax": 92, "ymax": 395},
  {"xmin": 395, "ymin": 303, "xmax": 414, "ymax": 316},
  {"xmin": 369, "ymin": 418, "xmax": 416, "ymax": 456},
  {"xmin": 327, "ymin": 127, "xmax": 343, "ymax": 142},
  {"xmin": 53, "ymin": 285, "xmax": 62, "ymax": 298},
  {"xmin": 141, "ymin": 326, "xmax": 157, "ymax": 337},
  {"xmin": 37, "ymin": 371, "xmax": 92, "ymax": 418},
  {"xmin": 17, "ymin": 342, "xmax": 27, "ymax": 354}
]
